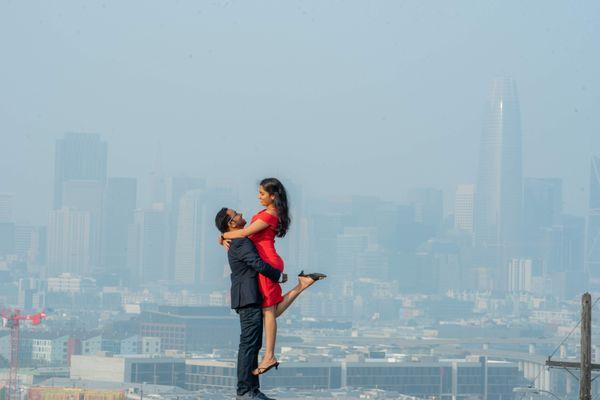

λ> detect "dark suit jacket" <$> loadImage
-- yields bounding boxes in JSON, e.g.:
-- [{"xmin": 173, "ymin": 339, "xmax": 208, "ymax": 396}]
[{"xmin": 227, "ymin": 237, "xmax": 282, "ymax": 310}]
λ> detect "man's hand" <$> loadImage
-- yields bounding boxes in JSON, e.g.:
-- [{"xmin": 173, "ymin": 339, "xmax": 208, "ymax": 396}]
[
  {"xmin": 281, "ymin": 273, "xmax": 288, "ymax": 283},
  {"xmin": 218, "ymin": 234, "xmax": 232, "ymax": 251}
]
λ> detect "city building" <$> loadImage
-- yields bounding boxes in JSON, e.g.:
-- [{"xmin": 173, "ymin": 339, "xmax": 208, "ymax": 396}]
[
  {"xmin": 184, "ymin": 357, "xmax": 522, "ymax": 399},
  {"xmin": 0, "ymin": 193, "xmax": 14, "ymax": 223},
  {"xmin": 174, "ymin": 187, "xmax": 235, "ymax": 287},
  {"xmin": 70, "ymin": 354, "xmax": 185, "ymax": 387},
  {"xmin": 586, "ymin": 156, "xmax": 600, "ymax": 281},
  {"xmin": 474, "ymin": 77, "xmax": 523, "ymax": 269},
  {"xmin": 81, "ymin": 335, "xmax": 103, "ymax": 355},
  {"xmin": 100, "ymin": 177, "xmax": 137, "ymax": 281},
  {"xmin": 454, "ymin": 184, "xmax": 475, "ymax": 234},
  {"xmin": 0, "ymin": 221, "xmax": 15, "ymax": 257},
  {"xmin": 523, "ymin": 178, "xmax": 563, "ymax": 235},
  {"xmin": 14, "ymin": 225, "xmax": 43, "ymax": 264},
  {"xmin": 408, "ymin": 187, "xmax": 444, "ymax": 235},
  {"xmin": 415, "ymin": 240, "xmax": 462, "ymax": 294},
  {"xmin": 102, "ymin": 334, "xmax": 139, "ymax": 355},
  {"xmin": 335, "ymin": 227, "xmax": 377, "ymax": 281},
  {"xmin": 28, "ymin": 386, "xmax": 125, "ymax": 400},
  {"xmin": 139, "ymin": 306, "xmax": 237, "ymax": 353},
  {"xmin": 127, "ymin": 204, "xmax": 169, "ymax": 283},
  {"xmin": 507, "ymin": 259, "xmax": 533, "ymax": 293},
  {"xmin": 53, "ymin": 133, "xmax": 107, "ymax": 209},
  {"xmin": 18, "ymin": 277, "xmax": 44, "ymax": 309},
  {"xmin": 61, "ymin": 179, "xmax": 105, "ymax": 267},
  {"xmin": 141, "ymin": 337, "xmax": 161, "ymax": 355},
  {"xmin": 47, "ymin": 208, "xmax": 91, "ymax": 276},
  {"xmin": 2, "ymin": 333, "xmax": 71, "ymax": 367},
  {"xmin": 47, "ymin": 273, "xmax": 95, "ymax": 294},
  {"xmin": 165, "ymin": 176, "xmax": 205, "ymax": 280}
]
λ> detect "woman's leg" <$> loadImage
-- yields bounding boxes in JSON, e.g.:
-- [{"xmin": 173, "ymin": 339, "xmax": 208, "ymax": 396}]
[
  {"xmin": 274, "ymin": 276, "xmax": 316, "ymax": 318},
  {"xmin": 257, "ymin": 306, "xmax": 277, "ymax": 370}
]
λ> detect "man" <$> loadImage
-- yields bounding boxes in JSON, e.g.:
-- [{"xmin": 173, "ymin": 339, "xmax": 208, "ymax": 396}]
[{"xmin": 215, "ymin": 207, "xmax": 286, "ymax": 400}]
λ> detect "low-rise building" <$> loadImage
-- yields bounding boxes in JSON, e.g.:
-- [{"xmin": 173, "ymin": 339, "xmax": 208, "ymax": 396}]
[
  {"xmin": 139, "ymin": 306, "xmax": 237, "ymax": 352},
  {"xmin": 70, "ymin": 354, "xmax": 185, "ymax": 388},
  {"xmin": 184, "ymin": 357, "xmax": 523, "ymax": 399}
]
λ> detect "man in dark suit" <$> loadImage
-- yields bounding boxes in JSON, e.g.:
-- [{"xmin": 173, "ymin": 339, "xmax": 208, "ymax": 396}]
[{"xmin": 215, "ymin": 208, "xmax": 287, "ymax": 400}]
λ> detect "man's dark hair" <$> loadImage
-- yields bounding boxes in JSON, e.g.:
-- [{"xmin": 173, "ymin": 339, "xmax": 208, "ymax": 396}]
[{"xmin": 215, "ymin": 207, "xmax": 230, "ymax": 234}]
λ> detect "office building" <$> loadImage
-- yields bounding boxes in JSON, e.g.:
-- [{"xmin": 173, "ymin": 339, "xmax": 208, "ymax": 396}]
[
  {"xmin": 174, "ymin": 187, "xmax": 235, "ymax": 287},
  {"xmin": 53, "ymin": 133, "xmax": 107, "ymax": 209},
  {"xmin": 47, "ymin": 208, "xmax": 91, "ymax": 276},
  {"xmin": 127, "ymin": 204, "xmax": 168, "ymax": 283},
  {"xmin": 586, "ymin": 156, "xmax": 600, "ymax": 280},
  {"xmin": 101, "ymin": 177, "xmax": 137, "ymax": 277},
  {"xmin": 70, "ymin": 354, "xmax": 185, "ymax": 387},
  {"xmin": 0, "ymin": 193, "xmax": 14, "ymax": 223},
  {"xmin": 507, "ymin": 258, "xmax": 533, "ymax": 293},
  {"xmin": 139, "ymin": 306, "xmax": 237, "ymax": 353},
  {"xmin": 454, "ymin": 184, "xmax": 475, "ymax": 234},
  {"xmin": 474, "ymin": 77, "xmax": 523, "ymax": 262}
]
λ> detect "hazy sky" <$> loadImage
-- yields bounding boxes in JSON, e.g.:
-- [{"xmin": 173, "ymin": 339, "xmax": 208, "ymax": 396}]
[{"xmin": 1, "ymin": 1, "xmax": 599, "ymax": 224}]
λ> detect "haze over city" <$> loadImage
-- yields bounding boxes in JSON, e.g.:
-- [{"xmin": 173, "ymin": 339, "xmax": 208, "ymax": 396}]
[
  {"xmin": 1, "ymin": 1, "xmax": 600, "ymax": 399},
  {"xmin": 2, "ymin": 1, "xmax": 599, "ymax": 223}
]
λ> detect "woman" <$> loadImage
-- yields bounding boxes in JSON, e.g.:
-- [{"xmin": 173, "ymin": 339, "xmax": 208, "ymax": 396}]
[{"xmin": 220, "ymin": 178, "xmax": 326, "ymax": 375}]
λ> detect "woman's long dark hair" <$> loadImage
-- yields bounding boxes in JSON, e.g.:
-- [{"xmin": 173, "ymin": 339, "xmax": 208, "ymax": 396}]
[{"xmin": 260, "ymin": 177, "xmax": 290, "ymax": 238}]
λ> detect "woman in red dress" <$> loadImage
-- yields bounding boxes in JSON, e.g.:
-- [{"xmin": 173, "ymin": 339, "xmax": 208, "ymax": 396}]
[{"xmin": 221, "ymin": 178, "xmax": 326, "ymax": 375}]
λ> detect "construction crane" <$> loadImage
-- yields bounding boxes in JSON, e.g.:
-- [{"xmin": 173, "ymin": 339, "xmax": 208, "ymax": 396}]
[{"xmin": 1, "ymin": 309, "xmax": 46, "ymax": 400}]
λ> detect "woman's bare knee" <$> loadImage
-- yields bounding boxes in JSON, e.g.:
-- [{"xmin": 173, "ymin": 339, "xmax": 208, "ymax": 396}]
[{"xmin": 262, "ymin": 306, "xmax": 276, "ymax": 317}]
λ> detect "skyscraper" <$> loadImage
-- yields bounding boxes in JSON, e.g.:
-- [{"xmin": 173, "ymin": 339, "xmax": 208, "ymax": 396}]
[
  {"xmin": 407, "ymin": 188, "xmax": 444, "ymax": 236},
  {"xmin": 454, "ymin": 184, "xmax": 475, "ymax": 234},
  {"xmin": 0, "ymin": 223, "xmax": 15, "ymax": 257},
  {"xmin": 474, "ymin": 77, "xmax": 523, "ymax": 259},
  {"xmin": 62, "ymin": 180, "xmax": 104, "ymax": 268},
  {"xmin": 0, "ymin": 193, "xmax": 14, "ymax": 223},
  {"xmin": 101, "ymin": 178, "xmax": 137, "ymax": 277},
  {"xmin": 47, "ymin": 208, "xmax": 91, "ymax": 276},
  {"xmin": 127, "ymin": 204, "xmax": 168, "ymax": 284},
  {"xmin": 53, "ymin": 133, "xmax": 107, "ymax": 209},
  {"xmin": 14, "ymin": 225, "xmax": 46, "ymax": 266},
  {"xmin": 335, "ymin": 227, "xmax": 377, "ymax": 280},
  {"xmin": 165, "ymin": 176, "xmax": 205, "ymax": 278},
  {"xmin": 174, "ymin": 187, "xmax": 235, "ymax": 287},
  {"xmin": 507, "ymin": 259, "xmax": 533, "ymax": 293},
  {"xmin": 585, "ymin": 156, "xmax": 600, "ymax": 280},
  {"xmin": 523, "ymin": 178, "xmax": 563, "ymax": 235}
]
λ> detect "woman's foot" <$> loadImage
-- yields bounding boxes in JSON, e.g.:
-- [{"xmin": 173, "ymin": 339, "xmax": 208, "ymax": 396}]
[
  {"xmin": 298, "ymin": 270, "xmax": 327, "ymax": 289},
  {"xmin": 252, "ymin": 357, "xmax": 279, "ymax": 376}
]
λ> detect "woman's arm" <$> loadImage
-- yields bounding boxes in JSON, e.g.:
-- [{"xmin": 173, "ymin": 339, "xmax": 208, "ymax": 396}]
[{"xmin": 223, "ymin": 219, "xmax": 270, "ymax": 239}]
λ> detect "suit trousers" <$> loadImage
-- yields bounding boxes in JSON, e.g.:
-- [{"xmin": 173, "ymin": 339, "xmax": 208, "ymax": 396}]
[{"xmin": 236, "ymin": 305, "xmax": 263, "ymax": 396}]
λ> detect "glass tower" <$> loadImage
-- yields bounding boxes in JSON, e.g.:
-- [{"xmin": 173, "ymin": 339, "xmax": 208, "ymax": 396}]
[{"xmin": 474, "ymin": 77, "xmax": 523, "ymax": 260}]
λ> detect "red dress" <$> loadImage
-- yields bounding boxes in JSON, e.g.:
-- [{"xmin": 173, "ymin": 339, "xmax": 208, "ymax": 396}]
[{"xmin": 249, "ymin": 209, "xmax": 284, "ymax": 308}]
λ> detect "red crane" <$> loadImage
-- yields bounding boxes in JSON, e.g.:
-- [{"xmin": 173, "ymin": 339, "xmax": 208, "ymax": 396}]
[{"xmin": 1, "ymin": 309, "xmax": 46, "ymax": 400}]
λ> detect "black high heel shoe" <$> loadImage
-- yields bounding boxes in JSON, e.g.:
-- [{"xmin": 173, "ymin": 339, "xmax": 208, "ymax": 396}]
[
  {"xmin": 298, "ymin": 270, "xmax": 327, "ymax": 281},
  {"xmin": 253, "ymin": 361, "xmax": 280, "ymax": 376}
]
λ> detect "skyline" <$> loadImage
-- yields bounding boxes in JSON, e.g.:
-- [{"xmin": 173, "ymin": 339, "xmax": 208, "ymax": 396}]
[
  {"xmin": 2, "ymin": 3, "xmax": 600, "ymax": 398},
  {"xmin": 2, "ymin": 1, "xmax": 600, "ymax": 224}
]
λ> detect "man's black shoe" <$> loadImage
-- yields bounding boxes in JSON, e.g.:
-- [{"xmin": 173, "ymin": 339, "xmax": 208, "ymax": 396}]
[
  {"xmin": 254, "ymin": 390, "xmax": 276, "ymax": 400},
  {"xmin": 236, "ymin": 391, "xmax": 258, "ymax": 399}
]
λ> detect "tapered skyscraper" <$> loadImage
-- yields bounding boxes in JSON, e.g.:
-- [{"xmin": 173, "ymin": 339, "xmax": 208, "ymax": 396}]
[
  {"xmin": 474, "ymin": 77, "xmax": 523, "ymax": 257},
  {"xmin": 585, "ymin": 156, "xmax": 600, "ymax": 280}
]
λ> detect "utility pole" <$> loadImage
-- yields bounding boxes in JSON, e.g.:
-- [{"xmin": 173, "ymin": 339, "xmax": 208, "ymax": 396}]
[
  {"xmin": 546, "ymin": 293, "xmax": 596, "ymax": 400},
  {"xmin": 581, "ymin": 293, "xmax": 592, "ymax": 400}
]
